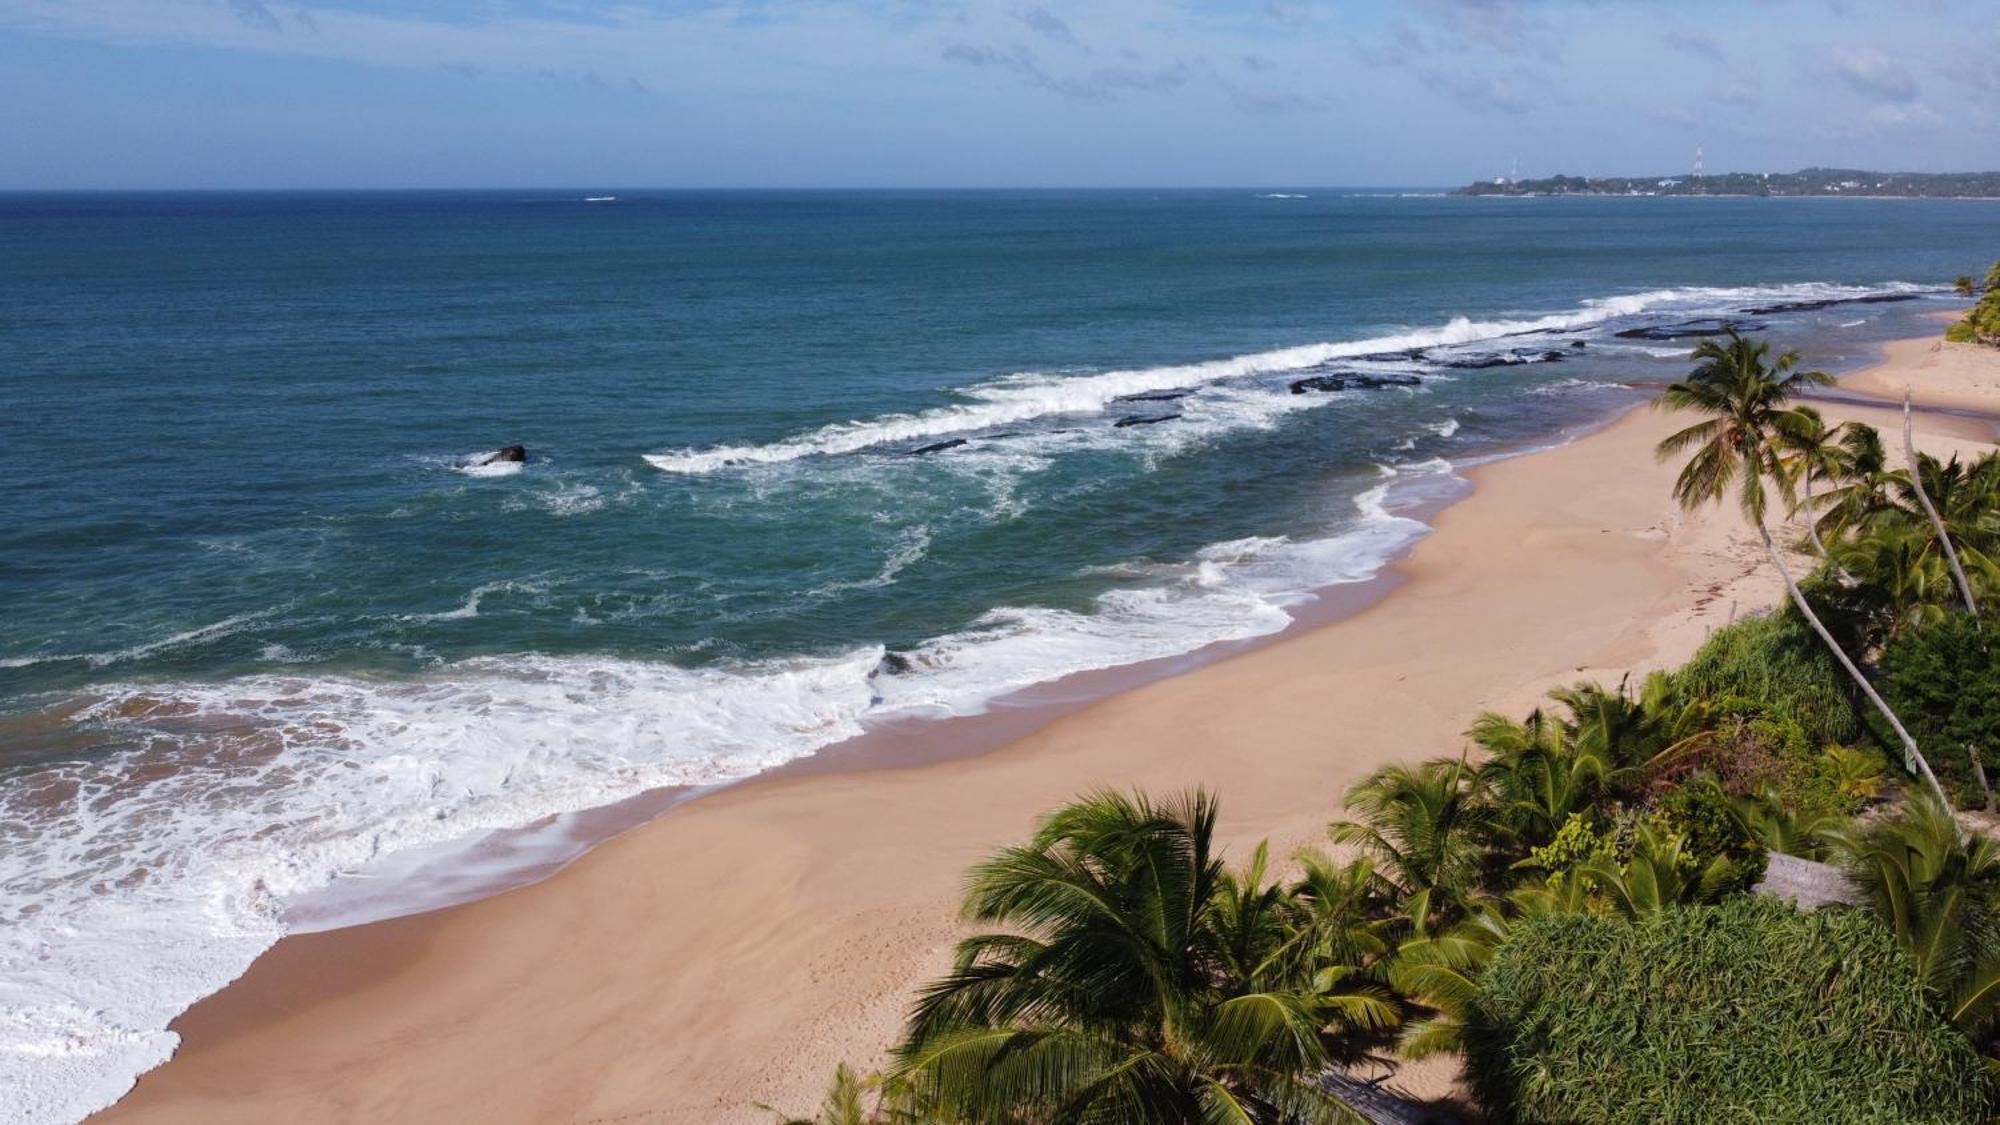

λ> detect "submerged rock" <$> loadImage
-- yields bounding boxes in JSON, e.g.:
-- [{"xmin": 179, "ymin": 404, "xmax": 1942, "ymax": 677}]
[
  {"xmin": 1289, "ymin": 373, "xmax": 1423, "ymax": 394},
  {"xmin": 1744, "ymin": 293, "xmax": 1919, "ymax": 315},
  {"xmin": 1113, "ymin": 412, "xmax": 1182, "ymax": 427},
  {"xmin": 1290, "ymin": 375, "xmax": 1349, "ymax": 393},
  {"xmin": 474, "ymin": 445, "xmax": 527, "ymax": 466},
  {"xmin": 1113, "ymin": 389, "xmax": 1194, "ymax": 403},
  {"xmin": 908, "ymin": 438, "xmax": 967, "ymax": 456},
  {"xmin": 1614, "ymin": 319, "xmax": 1767, "ymax": 341}
]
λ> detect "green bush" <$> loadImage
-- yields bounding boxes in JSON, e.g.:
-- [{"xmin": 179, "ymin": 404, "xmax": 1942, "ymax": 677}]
[
  {"xmin": 1465, "ymin": 897, "xmax": 1992, "ymax": 1124},
  {"xmin": 1879, "ymin": 611, "xmax": 2000, "ymax": 806},
  {"xmin": 1951, "ymin": 258, "xmax": 2000, "ymax": 346},
  {"xmin": 1651, "ymin": 779, "xmax": 1752, "ymax": 864},
  {"xmin": 1674, "ymin": 612, "xmax": 1859, "ymax": 746}
]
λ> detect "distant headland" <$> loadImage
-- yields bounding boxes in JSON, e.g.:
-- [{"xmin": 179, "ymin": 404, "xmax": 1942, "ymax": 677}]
[{"xmin": 1458, "ymin": 167, "xmax": 2000, "ymax": 199}]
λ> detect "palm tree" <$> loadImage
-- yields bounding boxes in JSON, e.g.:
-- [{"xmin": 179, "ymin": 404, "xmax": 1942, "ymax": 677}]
[
  {"xmin": 1386, "ymin": 879, "xmax": 1593, "ymax": 1061},
  {"xmin": 1829, "ymin": 796, "xmax": 2000, "ymax": 1044},
  {"xmin": 1774, "ymin": 405, "xmax": 1847, "ymax": 556},
  {"xmin": 1812, "ymin": 421, "xmax": 1898, "ymax": 544},
  {"xmin": 765, "ymin": 1064, "xmax": 877, "ymax": 1125},
  {"xmin": 1329, "ymin": 759, "xmax": 1495, "ymax": 917},
  {"xmin": 1902, "ymin": 393, "xmax": 1980, "ymax": 615},
  {"xmin": 1731, "ymin": 787, "xmax": 1842, "ymax": 860},
  {"xmin": 894, "ymin": 790, "xmax": 1381, "ymax": 1124},
  {"xmin": 1957, "ymin": 276, "xmax": 1978, "ymax": 298},
  {"xmin": 1578, "ymin": 824, "xmax": 1739, "ymax": 917},
  {"xmin": 1467, "ymin": 709, "xmax": 1610, "ymax": 852},
  {"xmin": 1654, "ymin": 330, "xmax": 1954, "ymax": 811},
  {"xmin": 1832, "ymin": 526, "xmax": 1961, "ymax": 638}
]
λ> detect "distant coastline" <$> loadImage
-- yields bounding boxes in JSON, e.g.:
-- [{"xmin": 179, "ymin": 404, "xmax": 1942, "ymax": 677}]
[{"xmin": 1459, "ymin": 166, "xmax": 2000, "ymax": 200}]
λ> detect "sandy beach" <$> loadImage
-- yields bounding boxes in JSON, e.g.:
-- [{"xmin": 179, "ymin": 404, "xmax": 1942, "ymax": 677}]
[{"xmin": 94, "ymin": 334, "xmax": 2000, "ymax": 1124}]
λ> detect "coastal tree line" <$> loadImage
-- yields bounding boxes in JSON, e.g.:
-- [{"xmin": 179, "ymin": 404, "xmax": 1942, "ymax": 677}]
[{"xmin": 771, "ymin": 305, "xmax": 2000, "ymax": 1123}]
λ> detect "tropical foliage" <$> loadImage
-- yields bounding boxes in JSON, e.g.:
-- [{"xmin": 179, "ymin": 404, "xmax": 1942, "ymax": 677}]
[
  {"xmin": 1949, "ymin": 259, "xmax": 2000, "ymax": 345},
  {"xmin": 781, "ymin": 332, "xmax": 2000, "ymax": 1122},
  {"xmin": 1463, "ymin": 897, "xmax": 1991, "ymax": 1125}
]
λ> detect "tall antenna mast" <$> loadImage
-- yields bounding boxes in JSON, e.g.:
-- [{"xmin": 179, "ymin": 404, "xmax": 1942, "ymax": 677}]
[
  {"xmin": 1509, "ymin": 155, "xmax": 1519, "ymax": 184},
  {"xmin": 1693, "ymin": 144, "xmax": 1705, "ymax": 194}
]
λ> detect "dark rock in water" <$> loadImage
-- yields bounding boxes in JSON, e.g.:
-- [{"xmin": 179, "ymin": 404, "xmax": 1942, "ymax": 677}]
[
  {"xmin": 1431, "ymin": 348, "xmax": 1564, "ymax": 370},
  {"xmin": 1114, "ymin": 412, "xmax": 1182, "ymax": 427},
  {"xmin": 1570, "ymin": 339, "xmax": 1588, "ymax": 349},
  {"xmin": 1290, "ymin": 373, "xmax": 1422, "ymax": 393},
  {"xmin": 1290, "ymin": 375, "xmax": 1349, "ymax": 394},
  {"xmin": 1354, "ymin": 347, "xmax": 1429, "ymax": 363},
  {"xmin": 908, "ymin": 438, "xmax": 967, "ymax": 455},
  {"xmin": 474, "ymin": 445, "xmax": 527, "ymax": 466},
  {"xmin": 1433, "ymin": 355, "xmax": 1514, "ymax": 370},
  {"xmin": 1614, "ymin": 319, "xmax": 1767, "ymax": 341},
  {"xmin": 876, "ymin": 652, "xmax": 914, "ymax": 676},
  {"xmin": 1114, "ymin": 389, "xmax": 1194, "ymax": 403},
  {"xmin": 1743, "ymin": 293, "xmax": 1919, "ymax": 316}
]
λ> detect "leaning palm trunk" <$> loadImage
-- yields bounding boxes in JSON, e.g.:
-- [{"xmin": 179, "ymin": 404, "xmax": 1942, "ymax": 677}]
[
  {"xmin": 1755, "ymin": 518, "xmax": 1954, "ymax": 813},
  {"xmin": 1904, "ymin": 391, "xmax": 1979, "ymax": 615},
  {"xmin": 1799, "ymin": 469, "xmax": 1829, "ymax": 557}
]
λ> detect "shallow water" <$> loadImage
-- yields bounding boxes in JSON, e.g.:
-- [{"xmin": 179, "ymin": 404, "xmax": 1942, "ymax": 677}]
[{"xmin": 1, "ymin": 189, "xmax": 1992, "ymax": 1122}]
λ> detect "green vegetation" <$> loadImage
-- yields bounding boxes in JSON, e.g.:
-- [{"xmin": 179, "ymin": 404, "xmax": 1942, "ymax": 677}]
[
  {"xmin": 1464, "ymin": 898, "xmax": 1989, "ymax": 1125},
  {"xmin": 1949, "ymin": 259, "xmax": 2000, "ymax": 346},
  {"xmin": 1457, "ymin": 167, "xmax": 2000, "ymax": 198},
  {"xmin": 1880, "ymin": 612, "xmax": 2000, "ymax": 806},
  {"xmin": 780, "ymin": 333, "xmax": 2000, "ymax": 1123}
]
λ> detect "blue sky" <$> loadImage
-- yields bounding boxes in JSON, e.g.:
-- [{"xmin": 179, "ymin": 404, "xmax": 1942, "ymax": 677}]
[{"xmin": 0, "ymin": 0, "xmax": 1993, "ymax": 188}]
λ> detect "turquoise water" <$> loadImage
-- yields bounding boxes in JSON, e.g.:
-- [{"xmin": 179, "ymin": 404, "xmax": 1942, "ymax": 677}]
[{"xmin": 0, "ymin": 190, "xmax": 1992, "ymax": 1121}]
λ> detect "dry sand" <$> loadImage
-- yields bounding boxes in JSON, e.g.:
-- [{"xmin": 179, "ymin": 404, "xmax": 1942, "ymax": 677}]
[{"xmin": 95, "ymin": 335, "xmax": 2000, "ymax": 1124}]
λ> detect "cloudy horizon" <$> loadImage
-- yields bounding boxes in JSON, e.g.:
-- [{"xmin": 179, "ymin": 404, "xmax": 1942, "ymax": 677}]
[{"xmin": 0, "ymin": 0, "xmax": 1993, "ymax": 189}]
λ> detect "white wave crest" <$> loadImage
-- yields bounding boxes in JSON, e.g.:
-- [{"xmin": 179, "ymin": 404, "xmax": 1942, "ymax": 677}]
[
  {"xmin": 644, "ymin": 281, "xmax": 1930, "ymax": 476},
  {"xmin": 0, "ymin": 479, "xmax": 1452, "ymax": 1122}
]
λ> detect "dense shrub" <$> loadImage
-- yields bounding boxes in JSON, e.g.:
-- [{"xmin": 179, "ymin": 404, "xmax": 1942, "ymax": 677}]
[
  {"xmin": 1950, "ymin": 259, "xmax": 2000, "ymax": 345},
  {"xmin": 1879, "ymin": 611, "xmax": 2000, "ymax": 806},
  {"xmin": 1464, "ymin": 897, "xmax": 1992, "ymax": 1124},
  {"xmin": 1674, "ymin": 611, "xmax": 1859, "ymax": 746}
]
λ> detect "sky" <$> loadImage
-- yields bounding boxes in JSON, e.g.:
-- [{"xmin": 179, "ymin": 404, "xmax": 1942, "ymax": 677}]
[{"xmin": 0, "ymin": 0, "xmax": 1994, "ymax": 189}]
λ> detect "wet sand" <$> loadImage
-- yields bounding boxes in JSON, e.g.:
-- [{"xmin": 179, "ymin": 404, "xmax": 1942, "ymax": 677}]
[{"xmin": 96, "ymin": 334, "xmax": 2000, "ymax": 1124}]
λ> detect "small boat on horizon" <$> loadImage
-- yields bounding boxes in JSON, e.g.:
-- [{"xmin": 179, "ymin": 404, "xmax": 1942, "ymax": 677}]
[{"xmin": 585, "ymin": 196, "xmax": 617, "ymax": 203}]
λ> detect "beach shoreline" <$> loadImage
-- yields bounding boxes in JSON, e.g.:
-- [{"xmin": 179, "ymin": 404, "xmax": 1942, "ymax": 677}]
[{"xmin": 94, "ymin": 334, "xmax": 2000, "ymax": 1124}]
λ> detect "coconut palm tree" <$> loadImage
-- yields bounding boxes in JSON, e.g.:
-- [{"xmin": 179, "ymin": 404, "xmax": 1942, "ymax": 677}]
[
  {"xmin": 1329, "ymin": 759, "xmax": 1496, "ymax": 917},
  {"xmin": 1901, "ymin": 394, "xmax": 1980, "ymax": 615},
  {"xmin": 1774, "ymin": 405, "xmax": 1849, "ymax": 556},
  {"xmin": 1654, "ymin": 329, "xmax": 1954, "ymax": 811},
  {"xmin": 1466, "ymin": 709, "xmax": 1611, "ymax": 852},
  {"xmin": 1813, "ymin": 421, "xmax": 1898, "ymax": 544},
  {"xmin": 1829, "ymin": 795, "xmax": 2000, "ymax": 1043},
  {"xmin": 1832, "ymin": 527, "xmax": 1962, "ymax": 638},
  {"xmin": 894, "ymin": 790, "xmax": 1381, "ymax": 1124},
  {"xmin": 1957, "ymin": 276, "xmax": 1978, "ymax": 298}
]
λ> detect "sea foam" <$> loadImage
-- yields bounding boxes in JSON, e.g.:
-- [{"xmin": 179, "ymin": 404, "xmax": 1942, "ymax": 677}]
[
  {"xmin": 643, "ymin": 281, "xmax": 1931, "ymax": 476},
  {"xmin": 0, "ymin": 470, "xmax": 1441, "ymax": 1124}
]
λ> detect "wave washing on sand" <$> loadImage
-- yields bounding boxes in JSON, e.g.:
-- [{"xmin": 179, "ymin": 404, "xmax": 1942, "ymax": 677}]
[
  {"xmin": 0, "ymin": 461, "xmax": 1449, "ymax": 1125},
  {"xmin": 0, "ymin": 278, "xmax": 1941, "ymax": 1124},
  {"xmin": 642, "ymin": 282, "xmax": 1933, "ymax": 476}
]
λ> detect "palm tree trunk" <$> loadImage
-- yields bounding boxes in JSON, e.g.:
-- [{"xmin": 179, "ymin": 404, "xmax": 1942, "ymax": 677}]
[
  {"xmin": 1800, "ymin": 470, "xmax": 1829, "ymax": 557},
  {"xmin": 1755, "ymin": 518, "xmax": 1955, "ymax": 813},
  {"xmin": 1904, "ymin": 391, "xmax": 1979, "ymax": 615}
]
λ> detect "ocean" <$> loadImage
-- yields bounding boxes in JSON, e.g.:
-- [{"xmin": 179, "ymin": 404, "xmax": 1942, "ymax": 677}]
[{"xmin": 1, "ymin": 189, "xmax": 1991, "ymax": 1121}]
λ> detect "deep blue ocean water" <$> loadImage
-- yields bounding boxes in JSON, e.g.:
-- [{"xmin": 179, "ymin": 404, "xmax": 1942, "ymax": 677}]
[{"xmin": 1, "ymin": 189, "xmax": 1993, "ymax": 1121}]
